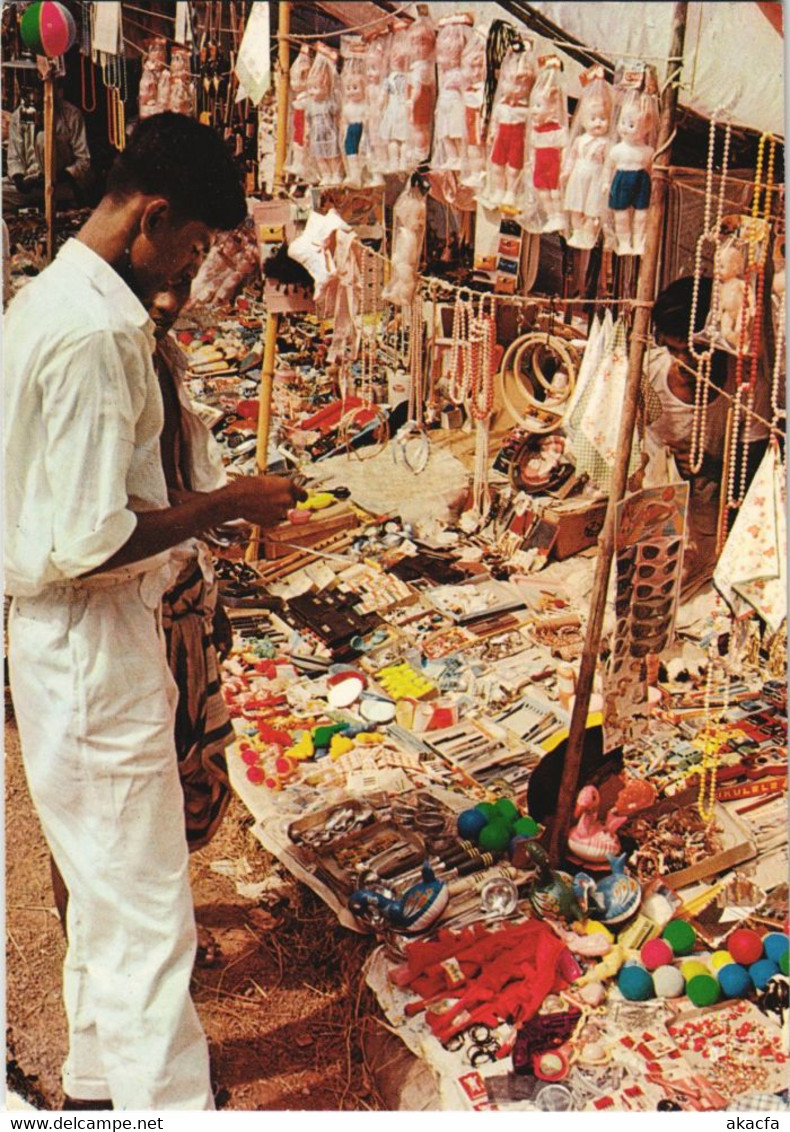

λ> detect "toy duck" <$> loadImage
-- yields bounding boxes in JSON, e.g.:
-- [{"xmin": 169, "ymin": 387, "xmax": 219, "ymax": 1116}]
[
  {"xmin": 567, "ymin": 785, "xmax": 627, "ymax": 864},
  {"xmin": 573, "ymin": 853, "xmax": 642, "ymax": 926},
  {"xmin": 348, "ymin": 863, "xmax": 449, "ymax": 934},
  {"xmin": 523, "ymin": 841, "xmax": 584, "ymax": 923}
]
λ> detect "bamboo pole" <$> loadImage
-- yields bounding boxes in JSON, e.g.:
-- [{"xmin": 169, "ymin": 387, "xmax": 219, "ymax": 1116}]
[
  {"xmin": 547, "ymin": 2, "xmax": 690, "ymax": 866},
  {"xmin": 247, "ymin": 1, "xmax": 291, "ymax": 563},
  {"xmin": 43, "ymin": 71, "xmax": 55, "ymax": 264}
]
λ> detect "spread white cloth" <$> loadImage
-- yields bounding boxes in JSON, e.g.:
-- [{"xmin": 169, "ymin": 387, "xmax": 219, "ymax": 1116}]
[{"xmin": 4, "ymin": 239, "xmax": 214, "ymax": 1109}]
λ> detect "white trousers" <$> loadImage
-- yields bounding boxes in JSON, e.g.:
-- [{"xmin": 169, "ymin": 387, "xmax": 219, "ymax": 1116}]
[{"xmin": 9, "ymin": 575, "xmax": 215, "ymax": 1110}]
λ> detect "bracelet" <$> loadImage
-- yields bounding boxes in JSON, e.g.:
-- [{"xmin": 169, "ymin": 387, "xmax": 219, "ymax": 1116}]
[{"xmin": 392, "ymin": 420, "xmax": 431, "ymax": 475}]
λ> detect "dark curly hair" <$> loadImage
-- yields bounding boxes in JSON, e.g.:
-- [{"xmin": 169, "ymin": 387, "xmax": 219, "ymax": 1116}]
[{"xmin": 106, "ymin": 112, "xmax": 246, "ymax": 231}]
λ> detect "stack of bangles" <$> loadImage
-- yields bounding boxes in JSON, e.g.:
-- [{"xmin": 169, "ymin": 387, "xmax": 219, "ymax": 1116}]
[
  {"xmin": 498, "ymin": 332, "xmax": 578, "ymax": 434},
  {"xmin": 337, "ymin": 404, "xmax": 390, "ymax": 461},
  {"xmin": 392, "ymin": 420, "xmax": 431, "ymax": 474}
]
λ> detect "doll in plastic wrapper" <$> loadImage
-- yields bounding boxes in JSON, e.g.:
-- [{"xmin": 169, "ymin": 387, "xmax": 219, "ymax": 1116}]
[
  {"xmin": 363, "ymin": 33, "xmax": 389, "ymax": 185},
  {"xmin": 433, "ymin": 15, "xmax": 472, "ymax": 172},
  {"xmin": 406, "ymin": 14, "xmax": 437, "ymax": 168},
  {"xmin": 379, "ymin": 21, "xmax": 410, "ymax": 175},
  {"xmin": 562, "ymin": 68, "xmax": 613, "ymax": 248},
  {"xmin": 485, "ymin": 44, "xmax": 535, "ymax": 210},
  {"xmin": 168, "ymin": 47, "xmax": 193, "ymax": 116},
  {"xmin": 605, "ymin": 87, "xmax": 658, "ymax": 256},
  {"xmin": 526, "ymin": 57, "xmax": 568, "ymax": 233},
  {"xmin": 381, "ymin": 180, "xmax": 427, "ymax": 308},
  {"xmin": 139, "ymin": 39, "xmax": 168, "ymax": 119},
  {"xmin": 305, "ymin": 45, "xmax": 344, "ymax": 186},
  {"xmin": 286, "ymin": 46, "xmax": 312, "ymax": 179},
  {"xmin": 460, "ymin": 30, "xmax": 487, "ymax": 186},
  {"xmin": 340, "ymin": 43, "xmax": 367, "ymax": 187}
]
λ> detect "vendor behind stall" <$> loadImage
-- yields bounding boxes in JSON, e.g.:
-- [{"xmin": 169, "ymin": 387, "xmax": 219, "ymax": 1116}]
[{"xmin": 3, "ymin": 80, "xmax": 91, "ymax": 209}]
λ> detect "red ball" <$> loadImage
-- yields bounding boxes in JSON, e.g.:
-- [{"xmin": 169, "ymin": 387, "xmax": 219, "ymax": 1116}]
[
  {"xmin": 727, "ymin": 928, "xmax": 764, "ymax": 966},
  {"xmin": 246, "ymin": 765, "xmax": 266, "ymax": 784},
  {"xmin": 240, "ymin": 748, "xmax": 260, "ymax": 766},
  {"xmin": 641, "ymin": 937, "xmax": 674, "ymax": 971}
]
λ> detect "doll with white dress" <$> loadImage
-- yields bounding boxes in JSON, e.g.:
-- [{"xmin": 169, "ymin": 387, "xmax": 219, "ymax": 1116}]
[
  {"xmin": 382, "ymin": 180, "xmax": 427, "ymax": 307},
  {"xmin": 379, "ymin": 21, "xmax": 410, "ymax": 175},
  {"xmin": 604, "ymin": 87, "xmax": 658, "ymax": 256},
  {"xmin": 363, "ymin": 32, "xmax": 389, "ymax": 185},
  {"xmin": 433, "ymin": 16, "xmax": 471, "ymax": 171},
  {"xmin": 286, "ymin": 46, "xmax": 312, "ymax": 178},
  {"xmin": 485, "ymin": 44, "xmax": 535, "ymax": 209},
  {"xmin": 460, "ymin": 30, "xmax": 487, "ymax": 186},
  {"xmin": 305, "ymin": 45, "xmax": 344, "ymax": 186},
  {"xmin": 406, "ymin": 14, "xmax": 437, "ymax": 167},
  {"xmin": 562, "ymin": 68, "xmax": 613, "ymax": 248},
  {"xmin": 526, "ymin": 56, "xmax": 568, "ymax": 232}
]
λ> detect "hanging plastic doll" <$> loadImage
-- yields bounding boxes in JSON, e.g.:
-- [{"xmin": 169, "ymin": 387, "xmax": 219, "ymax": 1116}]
[
  {"xmin": 381, "ymin": 177, "xmax": 427, "ymax": 308},
  {"xmin": 526, "ymin": 55, "xmax": 569, "ymax": 233},
  {"xmin": 562, "ymin": 65, "xmax": 613, "ymax": 248},
  {"xmin": 363, "ymin": 32, "xmax": 389, "ymax": 185},
  {"xmin": 706, "ymin": 236, "xmax": 754, "ymax": 353},
  {"xmin": 139, "ymin": 39, "xmax": 167, "ymax": 118},
  {"xmin": 340, "ymin": 40, "xmax": 367, "ymax": 187},
  {"xmin": 604, "ymin": 83, "xmax": 659, "ymax": 256},
  {"xmin": 406, "ymin": 13, "xmax": 437, "ymax": 168},
  {"xmin": 305, "ymin": 44, "xmax": 344, "ymax": 186},
  {"xmin": 286, "ymin": 45, "xmax": 313, "ymax": 179},
  {"xmin": 379, "ymin": 20, "xmax": 410, "ymax": 175},
  {"xmin": 484, "ymin": 43, "xmax": 535, "ymax": 210},
  {"xmin": 460, "ymin": 30, "xmax": 487, "ymax": 186},
  {"xmin": 168, "ymin": 47, "xmax": 193, "ymax": 116},
  {"xmin": 433, "ymin": 15, "xmax": 472, "ymax": 172}
]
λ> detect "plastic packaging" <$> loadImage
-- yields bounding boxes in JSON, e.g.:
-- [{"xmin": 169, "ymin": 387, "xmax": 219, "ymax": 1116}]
[
  {"xmin": 523, "ymin": 55, "xmax": 568, "ymax": 233},
  {"xmin": 460, "ymin": 29, "xmax": 488, "ymax": 186},
  {"xmin": 379, "ymin": 20, "xmax": 411, "ymax": 175},
  {"xmin": 168, "ymin": 46, "xmax": 192, "ymax": 116},
  {"xmin": 484, "ymin": 42, "xmax": 535, "ymax": 210},
  {"xmin": 285, "ymin": 45, "xmax": 313, "ymax": 179},
  {"xmin": 405, "ymin": 12, "xmax": 437, "ymax": 168},
  {"xmin": 604, "ymin": 67, "xmax": 659, "ymax": 256},
  {"xmin": 433, "ymin": 15, "xmax": 473, "ymax": 172},
  {"xmin": 382, "ymin": 179, "xmax": 427, "ymax": 307},
  {"xmin": 340, "ymin": 38, "xmax": 368, "ymax": 186},
  {"xmin": 562, "ymin": 64, "xmax": 613, "ymax": 248},
  {"xmin": 139, "ymin": 38, "xmax": 168, "ymax": 119},
  {"xmin": 363, "ymin": 31, "xmax": 390, "ymax": 184},
  {"xmin": 305, "ymin": 44, "xmax": 344, "ymax": 186}
]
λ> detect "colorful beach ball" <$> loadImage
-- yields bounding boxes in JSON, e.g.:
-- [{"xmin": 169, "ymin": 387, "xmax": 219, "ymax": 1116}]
[{"xmin": 21, "ymin": 2, "xmax": 77, "ymax": 57}]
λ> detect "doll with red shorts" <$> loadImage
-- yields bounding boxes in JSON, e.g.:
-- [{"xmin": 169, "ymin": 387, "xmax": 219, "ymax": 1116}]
[{"xmin": 485, "ymin": 43, "xmax": 535, "ymax": 210}]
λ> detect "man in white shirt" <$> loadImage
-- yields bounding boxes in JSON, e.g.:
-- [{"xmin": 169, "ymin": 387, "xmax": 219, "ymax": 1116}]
[
  {"xmin": 4, "ymin": 82, "xmax": 92, "ymax": 209},
  {"xmin": 5, "ymin": 112, "xmax": 301, "ymax": 1111}
]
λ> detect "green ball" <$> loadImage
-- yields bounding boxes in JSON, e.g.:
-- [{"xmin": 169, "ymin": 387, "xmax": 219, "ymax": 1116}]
[
  {"xmin": 662, "ymin": 919, "xmax": 696, "ymax": 957},
  {"xmin": 780, "ymin": 950, "xmax": 789, "ymax": 976},
  {"xmin": 493, "ymin": 797, "xmax": 520, "ymax": 827},
  {"xmin": 513, "ymin": 816, "xmax": 540, "ymax": 838},
  {"xmin": 478, "ymin": 819, "xmax": 511, "ymax": 854},
  {"xmin": 21, "ymin": 3, "xmax": 45, "ymax": 54},
  {"xmin": 686, "ymin": 973, "xmax": 720, "ymax": 1007},
  {"xmin": 475, "ymin": 802, "xmax": 497, "ymax": 820}
]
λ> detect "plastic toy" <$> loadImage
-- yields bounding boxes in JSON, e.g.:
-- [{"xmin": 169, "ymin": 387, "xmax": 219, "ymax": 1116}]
[
  {"xmin": 567, "ymin": 784, "xmax": 627, "ymax": 864},
  {"xmin": 348, "ymin": 863, "xmax": 449, "ymax": 933},
  {"xmin": 523, "ymin": 841, "xmax": 584, "ymax": 923},
  {"xmin": 573, "ymin": 854, "xmax": 641, "ymax": 925}
]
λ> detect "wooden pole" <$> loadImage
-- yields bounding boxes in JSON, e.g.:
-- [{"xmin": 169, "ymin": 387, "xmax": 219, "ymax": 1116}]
[
  {"xmin": 246, "ymin": 1, "xmax": 291, "ymax": 563},
  {"xmin": 43, "ymin": 70, "xmax": 55, "ymax": 264},
  {"xmin": 547, "ymin": 2, "xmax": 690, "ymax": 866}
]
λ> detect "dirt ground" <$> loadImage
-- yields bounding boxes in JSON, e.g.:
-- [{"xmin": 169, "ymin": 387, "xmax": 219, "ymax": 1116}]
[{"xmin": 5, "ymin": 711, "xmax": 393, "ymax": 1112}]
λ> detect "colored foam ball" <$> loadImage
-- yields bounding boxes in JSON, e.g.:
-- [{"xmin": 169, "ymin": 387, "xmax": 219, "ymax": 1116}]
[
  {"xmin": 727, "ymin": 927, "xmax": 764, "ymax": 966},
  {"xmin": 681, "ymin": 959, "xmax": 710, "ymax": 983},
  {"xmin": 662, "ymin": 920, "xmax": 696, "ymax": 957},
  {"xmin": 457, "ymin": 808, "xmax": 488, "ymax": 841},
  {"xmin": 653, "ymin": 964, "xmax": 685, "ymax": 998},
  {"xmin": 718, "ymin": 963, "xmax": 753, "ymax": 999},
  {"xmin": 763, "ymin": 933, "xmax": 790, "ymax": 964},
  {"xmin": 21, "ymin": 1, "xmax": 76, "ymax": 57},
  {"xmin": 749, "ymin": 957, "xmax": 780, "ymax": 990},
  {"xmin": 493, "ymin": 797, "xmax": 520, "ymax": 827},
  {"xmin": 246, "ymin": 765, "xmax": 266, "ymax": 784},
  {"xmin": 513, "ymin": 815, "xmax": 540, "ymax": 838},
  {"xmin": 478, "ymin": 820, "xmax": 512, "ymax": 854},
  {"xmin": 686, "ymin": 973, "xmax": 720, "ymax": 1007},
  {"xmin": 641, "ymin": 938, "xmax": 673, "ymax": 971},
  {"xmin": 710, "ymin": 949, "xmax": 734, "ymax": 971},
  {"xmin": 475, "ymin": 802, "xmax": 497, "ymax": 820},
  {"xmin": 780, "ymin": 951, "xmax": 789, "ymax": 976},
  {"xmin": 618, "ymin": 964, "xmax": 654, "ymax": 1002}
]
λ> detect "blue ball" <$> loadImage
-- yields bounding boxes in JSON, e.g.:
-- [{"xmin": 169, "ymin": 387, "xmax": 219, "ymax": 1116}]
[
  {"xmin": 749, "ymin": 957, "xmax": 780, "ymax": 990},
  {"xmin": 718, "ymin": 962, "xmax": 753, "ymax": 998},
  {"xmin": 763, "ymin": 933, "xmax": 790, "ymax": 964},
  {"xmin": 618, "ymin": 964, "xmax": 654, "ymax": 1001},
  {"xmin": 457, "ymin": 808, "xmax": 488, "ymax": 841}
]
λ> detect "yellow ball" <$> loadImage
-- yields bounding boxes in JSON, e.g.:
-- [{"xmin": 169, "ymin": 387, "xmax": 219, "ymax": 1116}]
[
  {"xmin": 585, "ymin": 921, "xmax": 615, "ymax": 943},
  {"xmin": 681, "ymin": 959, "xmax": 709, "ymax": 982},
  {"xmin": 711, "ymin": 950, "xmax": 734, "ymax": 971}
]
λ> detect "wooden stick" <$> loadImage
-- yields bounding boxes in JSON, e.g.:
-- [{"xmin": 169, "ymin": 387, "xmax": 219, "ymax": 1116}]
[
  {"xmin": 247, "ymin": 1, "xmax": 291, "ymax": 563},
  {"xmin": 43, "ymin": 71, "xmax": 55, "ymax": 264},
  {"xmin": 547, "ymin": 3, "xmax": 690, "ymax": 867}
]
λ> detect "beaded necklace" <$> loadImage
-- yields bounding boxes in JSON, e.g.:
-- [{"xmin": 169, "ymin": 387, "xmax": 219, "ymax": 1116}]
[{"xmin": 448, "ymin": 289, "xmax": 475, "ymax": 406}]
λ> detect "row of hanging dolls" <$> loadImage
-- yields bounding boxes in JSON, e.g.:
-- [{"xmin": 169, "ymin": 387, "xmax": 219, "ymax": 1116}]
[{"xmin": 286, "ymin": 15, "xmax": 660, "ymax": 258}]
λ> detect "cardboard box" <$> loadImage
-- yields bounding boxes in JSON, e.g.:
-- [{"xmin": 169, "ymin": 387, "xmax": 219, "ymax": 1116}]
[
  {"xmin": 262, "ymin": 505, "xmax": 358, "ymax": 559},
  {"xmin": 545, "ymin": 499, "xmax": 608, "ymax": 559}
]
